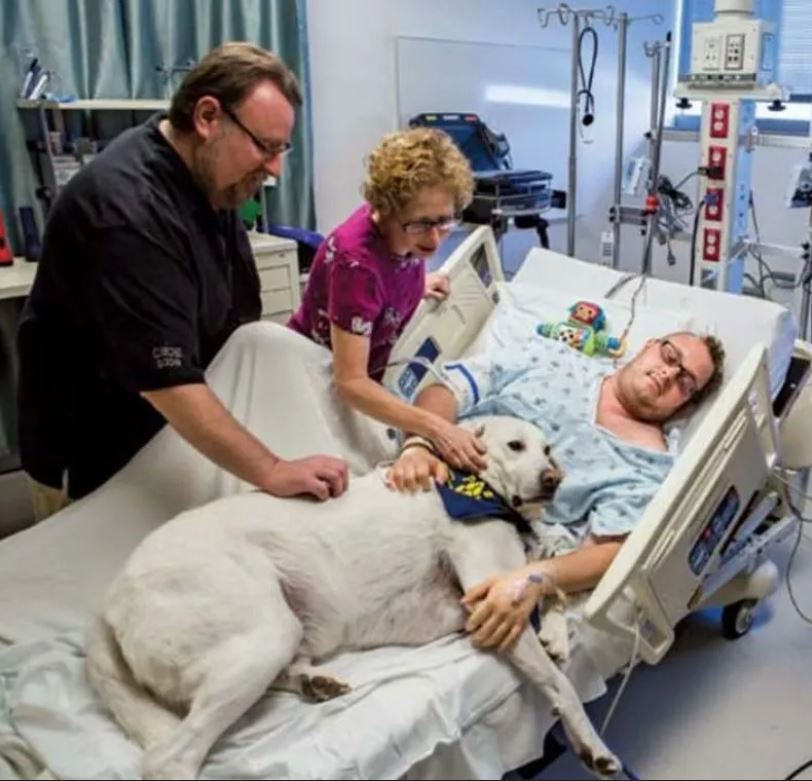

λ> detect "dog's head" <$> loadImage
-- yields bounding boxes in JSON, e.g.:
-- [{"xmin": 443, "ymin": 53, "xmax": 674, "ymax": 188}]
[{"xmin": 460, "ymin": 416, "xmax": 563, "ymax": 521}]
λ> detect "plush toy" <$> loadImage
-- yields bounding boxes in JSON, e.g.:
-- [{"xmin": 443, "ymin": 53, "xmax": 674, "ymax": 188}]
[{"xmin": 537, "ymin": 300, "xmax": 627, "ymax": 358}]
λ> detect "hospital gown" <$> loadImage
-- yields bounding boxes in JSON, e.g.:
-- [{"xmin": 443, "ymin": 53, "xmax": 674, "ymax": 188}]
[{"xmin": 442, "ymin": 337, "xmax": 675, "ymax": 540}]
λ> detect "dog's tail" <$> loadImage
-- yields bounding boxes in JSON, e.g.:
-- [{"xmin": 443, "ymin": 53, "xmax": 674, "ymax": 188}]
[{"xmin": 85, "ymin": 616, "xmax": 180, "ymax": 750}]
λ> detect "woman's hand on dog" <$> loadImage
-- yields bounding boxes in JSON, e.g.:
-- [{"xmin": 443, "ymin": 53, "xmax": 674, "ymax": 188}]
[
  {"xmin": 264, "ymin": 455, "xmax": 349, "ymax": 501},
  {"xmin": 430, "ymin": 421, "xmax": 487, "ymax": 473},
  {"xmin": 388, "ymin": 446, "xmax": 449, "ymax": 493},
  {"xmin": 461, "ymin": 566, "xmax": 548, "ymax": 652}
]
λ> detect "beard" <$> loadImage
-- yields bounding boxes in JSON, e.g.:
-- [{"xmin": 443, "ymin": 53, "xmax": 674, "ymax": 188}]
[{"xmin": 191, "ymin": 140, "xmax": 265, "ymax": 211}]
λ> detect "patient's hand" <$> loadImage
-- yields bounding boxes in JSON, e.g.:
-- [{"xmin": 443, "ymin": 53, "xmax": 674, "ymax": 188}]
[
  {"xmin": 431, "ymin": 421, "xmax": 487, "ymax": 473},
  {"xmin": 264, "ymin": 455, "xmax": 349, "ymax": 501},
  {"xmin": 388, "ymin": 447, "xmax": 449, "ymax": 493},
  {"xmin": 424, "ymin": 271, "xmax": 450, "ymax": 301},
  {"xmin": 461, "ymin": 566, "xmax": 548, "ymax": 652}
]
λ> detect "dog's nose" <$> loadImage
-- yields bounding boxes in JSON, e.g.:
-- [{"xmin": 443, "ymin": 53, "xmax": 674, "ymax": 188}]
[{"xmin": 540, "ymin": 467, "xmax": 563, "ymax": 496}]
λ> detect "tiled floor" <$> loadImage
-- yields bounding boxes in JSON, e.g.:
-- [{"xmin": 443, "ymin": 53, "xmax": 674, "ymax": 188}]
[{"xmin": 529, "ymin": 532, "xmax": 812, "ymax": 781}]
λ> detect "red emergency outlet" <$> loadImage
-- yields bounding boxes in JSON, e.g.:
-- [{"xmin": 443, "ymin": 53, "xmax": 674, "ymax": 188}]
[
  {"xmin": 705, "ymin": 188, "xmax": 723, "ymax": 222},
  {"xmin": 710, "ymin": 103, "xmax": 730, "ymax": 138},
  {"xmin": 703, "ymin": 228, "xmax": 722, "ymax": 261},
  {"xmin": 708, "ymin": 146, "xmax": 727, "ymax": 179}
]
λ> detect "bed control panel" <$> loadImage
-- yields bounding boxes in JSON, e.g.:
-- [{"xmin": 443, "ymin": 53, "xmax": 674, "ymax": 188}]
[{"xmin": 688, "ymin": 486, "xmax": 740, "ymax": 575}]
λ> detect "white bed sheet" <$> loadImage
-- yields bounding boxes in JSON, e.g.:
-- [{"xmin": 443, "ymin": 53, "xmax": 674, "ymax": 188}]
[
  {"xmin": 511, "ymin": 249, "xmax": 797, "ymax": 403},
  {"xmin": 0, "ymin": 322, "xmax": 612, "ymax": 781}
]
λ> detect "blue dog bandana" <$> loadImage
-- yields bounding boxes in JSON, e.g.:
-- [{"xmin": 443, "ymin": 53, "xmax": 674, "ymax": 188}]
[{"xmin": 436, "ymin": 471, "xmax": 532, "ymax": 535}]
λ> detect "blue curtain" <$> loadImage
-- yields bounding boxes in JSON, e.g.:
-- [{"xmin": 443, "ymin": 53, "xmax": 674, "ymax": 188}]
[
  {"xmin": 0, "ymin": 0, "xmax": 314, "ymax": 253},
  {"xmin": 0, "ymin": 0, "xmax": 313, "ymax": 466}
]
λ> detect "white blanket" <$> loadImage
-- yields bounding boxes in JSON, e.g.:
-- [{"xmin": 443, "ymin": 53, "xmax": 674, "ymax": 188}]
[{"xmin": 0, "ymin": 323, "xmax": 611, "ymax": 780}]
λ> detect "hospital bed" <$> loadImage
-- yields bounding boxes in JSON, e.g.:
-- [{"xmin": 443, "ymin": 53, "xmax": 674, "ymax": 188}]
[{"xmin": 0, "ymin": 226, "xmax": 808, "ymax": 779}]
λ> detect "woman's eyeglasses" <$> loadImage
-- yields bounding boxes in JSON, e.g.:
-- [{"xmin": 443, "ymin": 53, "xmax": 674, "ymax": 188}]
[{"xmin": 400, "ymin": 216, "xmax": 460, "ymax": 235}]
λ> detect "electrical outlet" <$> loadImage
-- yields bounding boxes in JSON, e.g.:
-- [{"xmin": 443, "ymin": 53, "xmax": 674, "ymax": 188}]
[
  {"xmin": 702, "ymin": 35, "xmax": 722, "ymax": 70},
  {"xmin": 710, "ymin": 103, "xmax": 729, "ymax": 138},
  {"xmin": 724, "ymin": 33, "xmax": 745, "ymax": 71},
  {"xmin": 708, "ymin": 146, "xmax": 727, "ymax": 179},
  {"xmin": 703, "ymin": 228, "xmax": 721, "ymax": 261},
  {"xmin": 705, "ymin": 188, "xmax": 724, "ymax": 222}
]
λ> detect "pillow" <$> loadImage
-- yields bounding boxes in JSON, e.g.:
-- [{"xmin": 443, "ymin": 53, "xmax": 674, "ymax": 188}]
[{"xmin": 466, "ymin": 282, "xmax": 696, "ymax": 363}]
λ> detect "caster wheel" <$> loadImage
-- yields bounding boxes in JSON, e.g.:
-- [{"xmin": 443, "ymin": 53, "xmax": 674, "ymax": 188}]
[{"xmin": 722, "ymin": 599, "xmax": 758, "ymax": 639}]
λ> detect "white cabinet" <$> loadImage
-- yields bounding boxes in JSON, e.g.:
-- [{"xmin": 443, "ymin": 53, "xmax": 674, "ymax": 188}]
[{"xmin": 247, "ymin": 233, "xmax": 300, "ymax": 323}]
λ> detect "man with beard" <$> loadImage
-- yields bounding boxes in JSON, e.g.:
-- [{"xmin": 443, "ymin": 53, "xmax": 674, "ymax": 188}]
[{"xmin": 17, "ymin": 43, "xmax": 347, "ymax": 517}]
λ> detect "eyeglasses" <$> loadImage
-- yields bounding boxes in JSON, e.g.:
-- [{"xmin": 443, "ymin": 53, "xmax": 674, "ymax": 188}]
[
  {"xmin": 658, "ymin": 339, "xmax": 698, "ymax": 398},
  {"xmin": 221, "ymin": 104, "xmax": 293, "ymax": 160},
  {"xmin": 400, "ymin": 216, "xmax": 460, "ymax": 235}
]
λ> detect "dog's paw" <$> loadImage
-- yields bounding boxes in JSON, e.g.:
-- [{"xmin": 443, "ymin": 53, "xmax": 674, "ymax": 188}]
[
  {"xmin": 578, "ymin": 747, "xmax": 622, "ymax": 780},
  {"xmin": 297, "ymin": 672, "xmax": 351, "ymax": 702}
]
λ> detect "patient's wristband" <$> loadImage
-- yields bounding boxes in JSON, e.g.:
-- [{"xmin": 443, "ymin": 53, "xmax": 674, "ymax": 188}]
[{"xmin": 400, "ymin": 435, "xmax": 437, "ymax": 457}]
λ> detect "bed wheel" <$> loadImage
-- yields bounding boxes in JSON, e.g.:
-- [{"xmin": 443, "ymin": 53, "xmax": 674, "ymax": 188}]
[{"xmin": 721, "ymin": 599, "xmax": 758, "ymax": 639}]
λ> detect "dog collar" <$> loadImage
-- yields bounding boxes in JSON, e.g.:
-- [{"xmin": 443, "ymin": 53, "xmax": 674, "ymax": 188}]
[{"xmin": 436, "ymin": 471, "xmax": 533, "ymax": 535}]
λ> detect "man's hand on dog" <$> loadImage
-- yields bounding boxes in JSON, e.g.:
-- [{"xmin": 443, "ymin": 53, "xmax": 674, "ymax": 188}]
[
  {"xmin": 387, "ymin": 446, "xmax": 450, "ymax": 493},
  {"xmin": 461, "ymin": 566, "xmax": 547, "ymax": 652},
  {"xmin": 265, "ymin": 455, "xmax": 349, "ymax": 501}
]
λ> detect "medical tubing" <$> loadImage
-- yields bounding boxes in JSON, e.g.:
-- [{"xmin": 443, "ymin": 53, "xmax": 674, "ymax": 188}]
[
  {"xmin": 785, "ymin": 757, "xmax": 812, "ymax": 781},
  {"xmin": 773, "ymin": 469, "xmax": 812, "ymax": 625},
  {"xmin": 600, "ymin": 612, "xmax": 642, "ymax": 735}
]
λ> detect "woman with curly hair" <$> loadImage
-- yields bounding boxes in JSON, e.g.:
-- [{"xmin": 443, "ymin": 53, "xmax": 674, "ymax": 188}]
[{"xmin": 288, "ymin": 128, "xmax": 486, "ymax": 474}]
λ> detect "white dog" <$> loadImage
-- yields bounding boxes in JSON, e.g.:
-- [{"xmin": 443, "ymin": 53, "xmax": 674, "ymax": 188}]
[{"xmin": 86, "ymin": 416, "xmax": 620, "ymax": 780}]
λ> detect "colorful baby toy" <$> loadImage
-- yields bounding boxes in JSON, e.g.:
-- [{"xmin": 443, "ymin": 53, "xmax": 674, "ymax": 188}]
[{"xmin": 537, "ymin": 300, "xmax": 627, "ymax": 358}]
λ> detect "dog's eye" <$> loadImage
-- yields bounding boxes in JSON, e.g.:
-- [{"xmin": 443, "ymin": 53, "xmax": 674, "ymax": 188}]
[
  {"xmin": 544, "ymin": 444, "xmax": 552, "ymax": 456},
  {"xmin": 507, "ymin": 440, "xmax": 525, "ymax": 452}
]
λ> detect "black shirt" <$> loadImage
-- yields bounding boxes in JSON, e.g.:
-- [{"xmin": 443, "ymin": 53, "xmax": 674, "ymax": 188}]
[{"xmin": 18, "ymin": 115, "xmax": 261, "ymax": 498}]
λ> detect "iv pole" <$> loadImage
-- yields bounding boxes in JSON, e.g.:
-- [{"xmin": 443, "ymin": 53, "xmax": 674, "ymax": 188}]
[
  {"xmin": 539, "ymin": 4, "xmax": 663, "ymax": 261},
  {"xmin": 641, "ymin": 33, "xmax": 673, "ymax": 276}
]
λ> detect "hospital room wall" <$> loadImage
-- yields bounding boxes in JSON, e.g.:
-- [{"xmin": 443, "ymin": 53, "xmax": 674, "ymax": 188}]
[
  {"xmin": 306, "ymin": 0, "xmax": 674, "ymax": 255},
  {"xmin": 306, "ymin": 0, "xmax": 809, "ymax": 320}
]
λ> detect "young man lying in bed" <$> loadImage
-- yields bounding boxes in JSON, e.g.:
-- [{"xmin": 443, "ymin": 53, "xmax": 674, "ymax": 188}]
[{"xmin": 389, "ymin": 330, "xmax": 725, "ymax": 651}]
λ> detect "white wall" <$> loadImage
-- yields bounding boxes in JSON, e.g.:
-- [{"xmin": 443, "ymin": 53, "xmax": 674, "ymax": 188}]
[
  {"xmin": 306, "ymin": 0, "xmax": 674, "ymax": 257},
  {"xmin": 306, "ymin": 0, "xmax": 810, "ymax": 324}
]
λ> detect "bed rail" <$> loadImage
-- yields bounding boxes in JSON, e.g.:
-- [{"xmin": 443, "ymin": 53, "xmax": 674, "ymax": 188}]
[
  {"xmin": 584, "ymin": 345, "xmax": 779, "ymax": 663},
  {"xmin": 383, "ymin": 227, "xmax": 503, "ymax": 401}
]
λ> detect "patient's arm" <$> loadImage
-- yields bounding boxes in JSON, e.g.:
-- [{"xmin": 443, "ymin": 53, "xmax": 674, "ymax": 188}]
[
  {"xmin": 142, "ymin": 383, "xmax": 348, "ymax": 501},
  {"xmin": 461, "ymin": 537, "xmax": 623, "ymax": 650},
  {"xmin": 389, "ymin": 383, "xmax": 489, "ymax": 492},
  {"xmin": 331, "ymin": 325, "xmax": 485, "ymax": 471}
]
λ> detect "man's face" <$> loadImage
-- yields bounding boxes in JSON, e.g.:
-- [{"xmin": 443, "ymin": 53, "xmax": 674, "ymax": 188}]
[
  {"xmin": 615, "ymin": 333, "xmax": 715, "ymax": 422},
  {"xmin": 379, "ymin": 185, "xmax": 457, "ymax": 258},
  {"xmin": 192, "ymin": 81, "xmax": 295, "ymax": 210}
]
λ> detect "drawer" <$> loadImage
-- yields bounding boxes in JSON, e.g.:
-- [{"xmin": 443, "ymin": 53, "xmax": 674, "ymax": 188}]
[
  {"xmin": 258, "ymin": 265, "xmax": 291, "ymax": 291},
  {"xmin": 254, "ymin": 248, "xmax": 297, "ymax": 270},
  {"xmin": 261, "ymin": 288, "xmax": 293, "ymax": 315}
]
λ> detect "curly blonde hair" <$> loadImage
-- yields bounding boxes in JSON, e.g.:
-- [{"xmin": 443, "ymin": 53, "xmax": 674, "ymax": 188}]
[{"xmin": 362, "ymin": 128, "xmax": 474, "ymax": 218}]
